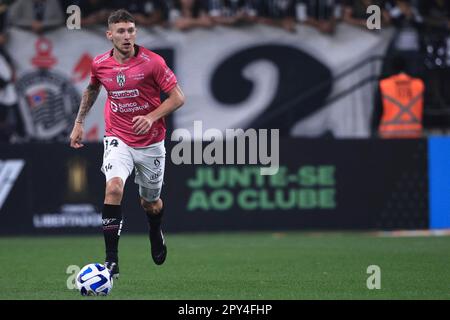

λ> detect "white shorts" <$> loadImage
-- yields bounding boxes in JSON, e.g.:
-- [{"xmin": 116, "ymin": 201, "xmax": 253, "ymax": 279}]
[{"xmin": 101, "ymin": 136, "xmax": 166, "ymax": 202}]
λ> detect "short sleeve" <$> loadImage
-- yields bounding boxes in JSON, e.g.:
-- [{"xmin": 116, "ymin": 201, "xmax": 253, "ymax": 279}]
[
  {"xmin": 153, "ymin": 55, "xmax": 177, "ymax": 93},
  {"xmin": 89, "ymin": 60, "xmax": 100, "ymax": 86}
]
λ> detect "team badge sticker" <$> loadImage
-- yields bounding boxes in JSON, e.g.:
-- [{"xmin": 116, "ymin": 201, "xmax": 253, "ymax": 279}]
[{"xmin": 116, "ymin": 71, "xmax": 126, "ymax": 87}]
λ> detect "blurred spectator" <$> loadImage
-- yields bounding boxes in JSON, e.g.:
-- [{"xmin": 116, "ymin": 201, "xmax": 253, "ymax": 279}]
[
  {"xmin": 419, "ymin": 0, "xmax": 450, "ymax": 110},
  {"xmin": 80, "ymin": 0, "xmax": 113, "ymax": 27},
  {"xmin": 205, "ymin": 0, "xmax": 258, "ymax": 26},
  {"xmin": 257, "ymin": 0, "xmax": 297, "ymax": 32},
  {"xmin": 169, "ymin": 0, "xmax": 213, "ymax": 31},
  {"xmin": 420, "ymin": 0, "xmax": 450, "ymax": 30},
  {"xmin": 0, "ymin": 0, "xmax": 12, "ymax": 45},
  {"xmin": 384, "ymin": 0, "xmax": 423, "ymax": 77},
  {"xmin": 419, "ymin": 0, "xmax": 450, "ymax": 70},
  {"xmin": 342, "ymin": 0, "xmax": 386, "ymax": 29},
  {"xmin": 7, "ymin": 0, "xmax": 65, "ymax": 34},
  {"xmin": 111, "ymin": 0, "xmax": 168, "ymax": 27},
  {"xmin": 296, "ymin": 0, "xmax": 342, "ymax": 35},
  {"xmin": 384, "ymin": 0, "xmax": 422, "ymax": 28}
]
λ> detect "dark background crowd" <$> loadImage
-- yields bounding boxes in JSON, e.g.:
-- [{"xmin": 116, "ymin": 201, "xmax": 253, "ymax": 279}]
[{"xmin": 0, "ymin": 0, "xmax": 449, "ymax": 142}]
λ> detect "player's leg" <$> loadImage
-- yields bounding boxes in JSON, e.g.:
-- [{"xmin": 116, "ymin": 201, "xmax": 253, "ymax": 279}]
[
  {"xmin": 102, "ymin": 177, "xmax": 124, "ymax": 278},
  {"xmin": 132, "ymin": 141, "xmax": 167, "ymax": 265},
  {"xmin": 101, "ymin": 137, "xmax": 134, "ymax": 278},
  {"xmin": 140, "ymin": 190, "xmax": 166, "ymax": 265}
]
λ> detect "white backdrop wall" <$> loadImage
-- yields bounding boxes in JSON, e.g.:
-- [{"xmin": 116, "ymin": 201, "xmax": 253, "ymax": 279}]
[{"xmin": 6, "ymin": 24, "xmax": 393, "ymax": 141}]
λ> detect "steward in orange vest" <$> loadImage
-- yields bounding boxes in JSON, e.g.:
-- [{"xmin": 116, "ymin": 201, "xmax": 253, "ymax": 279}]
[{"xmin": 378, "ymin": 73, "xmax": 424, "ymax": 138}]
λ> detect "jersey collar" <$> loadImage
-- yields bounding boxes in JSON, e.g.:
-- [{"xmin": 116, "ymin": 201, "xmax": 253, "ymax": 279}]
[{"xmin": 109, "ymin": 44, "xmax": 140, "ymax": 58}]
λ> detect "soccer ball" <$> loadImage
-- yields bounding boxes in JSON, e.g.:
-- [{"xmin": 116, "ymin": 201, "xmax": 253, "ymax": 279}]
[{"xmin": 76, "ymin": 263, "xmax": 113, "ymax": 296}]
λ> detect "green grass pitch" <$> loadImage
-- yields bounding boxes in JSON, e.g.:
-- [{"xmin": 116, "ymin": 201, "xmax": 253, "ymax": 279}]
[{"xmin": 0, "ymin": 232, "xmax": 449, "ymax": 299}]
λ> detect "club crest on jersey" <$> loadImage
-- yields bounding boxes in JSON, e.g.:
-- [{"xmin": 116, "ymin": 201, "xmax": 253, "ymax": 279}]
[{"xmin": 116, "ymin": 72, "xmax": 126, "ymax": 87}]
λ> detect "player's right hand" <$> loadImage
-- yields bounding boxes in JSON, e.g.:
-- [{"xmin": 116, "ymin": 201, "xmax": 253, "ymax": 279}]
[{"xmin": 70, "ymin": 122, "xmax": 84, "ymax": 148}]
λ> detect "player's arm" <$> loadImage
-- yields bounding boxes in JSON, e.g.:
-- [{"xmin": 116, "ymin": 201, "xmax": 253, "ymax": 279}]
[
  {"xmin": 132, "ymin": 84, "xmax": 185, "ymax": 135},
  {"xmin": 69, "ymin": 83, "xmax": 101, "ymax": 148}
]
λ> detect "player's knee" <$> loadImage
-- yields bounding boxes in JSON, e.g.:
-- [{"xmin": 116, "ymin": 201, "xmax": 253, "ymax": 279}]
[
  {"xmin": 140, "ymin": 198, "xmax": 162, "ymax": 215},
  {"xmin": 105, "ymin": 178, "xmax": 124, "ymax": 200}
]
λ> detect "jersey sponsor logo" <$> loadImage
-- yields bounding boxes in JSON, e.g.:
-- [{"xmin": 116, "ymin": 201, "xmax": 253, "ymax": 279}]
[
  {"xmin": 116, "ymin": 71, "xmax": 126, "ymax": 87},
  {"xmin": 110, "ymin": 101, "xmax": 119, "ymax": 112},
  {"xmin": 0, "ymin": 160, "xmax": 25, "ymax": 211},
  {"xmin": 109, "ymin": 89, "xmax": 140, "ymax": 99},
  {"xmin": 110, "ymin": 101, "xmax": 150, "ymax": 113}
]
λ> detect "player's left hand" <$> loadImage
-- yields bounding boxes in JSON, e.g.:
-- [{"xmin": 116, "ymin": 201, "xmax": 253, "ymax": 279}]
[{"xmin": 132, "ymin": 114, "xmax": 153, "ymax": 135}]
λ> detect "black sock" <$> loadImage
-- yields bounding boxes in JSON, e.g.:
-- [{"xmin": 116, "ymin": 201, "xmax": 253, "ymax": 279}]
[
  {"xmin": 102, "ymin": 204, "xmax": 122, "ymax": 263},
  {"xmin": 146, "ymin": 207, "xmax": 164, "ymax": 233}
]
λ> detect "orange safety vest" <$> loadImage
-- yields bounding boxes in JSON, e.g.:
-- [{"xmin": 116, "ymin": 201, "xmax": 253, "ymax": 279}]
[{"xmin": 378, "ymin": 73, "xmax": 424, "ymax": 138}]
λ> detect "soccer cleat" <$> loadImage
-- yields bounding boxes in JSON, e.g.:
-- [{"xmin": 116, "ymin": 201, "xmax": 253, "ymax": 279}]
[
  {"xmin": 150, "ymin": 229, "xmax": 167, "ymax": 265},
  {"xmin": 105, "ymin": 261, "xmax": 120, "ymax": 279}
]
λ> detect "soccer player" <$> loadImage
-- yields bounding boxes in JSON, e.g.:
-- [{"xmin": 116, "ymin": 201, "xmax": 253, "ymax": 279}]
[{"xmin": 69, "ymin": 9, "xmax": 185, "ymax": 279}]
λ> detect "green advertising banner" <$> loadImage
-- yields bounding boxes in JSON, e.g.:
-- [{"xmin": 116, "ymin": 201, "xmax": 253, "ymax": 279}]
[
  {"xmin": 163, "ymin": 139, "xmax": 428, "ymax": 232},
  {"xmin": 186, "ymin": 166, "xmax": 336, "ymax": 211}
]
